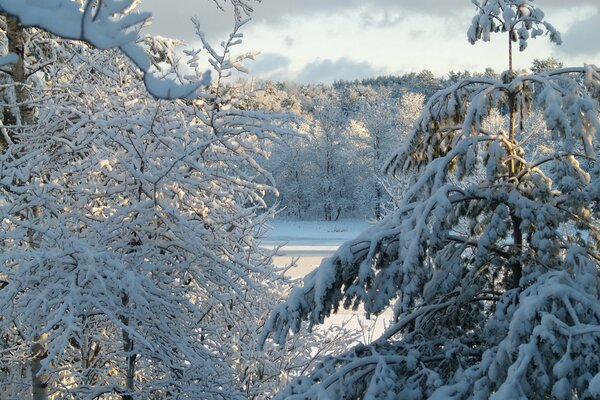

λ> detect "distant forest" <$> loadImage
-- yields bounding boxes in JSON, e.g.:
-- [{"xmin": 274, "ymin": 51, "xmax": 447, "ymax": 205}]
[{"xmin": 251, "ymin": 57, "xmax": 563, "ymax": 220}]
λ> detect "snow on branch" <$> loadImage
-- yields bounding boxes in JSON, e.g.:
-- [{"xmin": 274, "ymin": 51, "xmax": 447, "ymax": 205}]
[
  {"xmin": 468, "ymin": 0, "xmax": 562, "ymax": 51},
  {"xmin": 386, "ymin": 65, "xmax": 600, "ymax": 179},
  {"xmin": 0, "ymin": 0, "xmax": 207, "ymax": 98}
]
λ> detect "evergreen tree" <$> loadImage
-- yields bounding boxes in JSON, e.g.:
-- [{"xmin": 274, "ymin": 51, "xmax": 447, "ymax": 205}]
[{"xmin": 262, "ymin": 1, "xmax": 600, "ymax": 398}]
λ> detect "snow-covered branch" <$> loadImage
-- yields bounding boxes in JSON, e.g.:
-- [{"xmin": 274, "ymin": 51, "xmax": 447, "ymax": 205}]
[{"xmin": 0, "ymin": 0, "xmax": 207, "ymax": 98}]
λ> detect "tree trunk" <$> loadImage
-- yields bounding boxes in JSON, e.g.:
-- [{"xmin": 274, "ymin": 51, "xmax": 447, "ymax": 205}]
[
  {"xmin": 325, "ymin": 147, "xmax": 332, "ymax": 221},
  {"xmin": 120, "ymin": 294, "xmax": 136, "ymax": 400},
  {"xmin": 121, "ymin": 328, "xmax": 136, "ymax": 400},
  {"xmin": 31, "ymin": 335, "xmax": 48, "ymax": 400},
  {"xmin": 508, "ymin": 28, "xmax": 513, "ymax": 74},
  {"xmin": 508, "ymin": 85, "xmax": 523, "ymax": 290},
  {"xmin": 375, "ymin": 186, "xmax": 382, "ymax": 220},
  {"xmin": 374, "ymin": 136, "xmax": 382, "ymax": 220},
  {"xmin": 5, "ymin": 17, "xmax": 48, "ymax": 399},
  {"xmin": 6, "ymin": 16, "xmax": 35, "ymax": 127}
]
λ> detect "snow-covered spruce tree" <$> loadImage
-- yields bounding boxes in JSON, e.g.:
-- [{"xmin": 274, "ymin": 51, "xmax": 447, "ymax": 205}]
[{"xmin": 261, "ymin": 1, "xmax": 600, "ymax": 398}]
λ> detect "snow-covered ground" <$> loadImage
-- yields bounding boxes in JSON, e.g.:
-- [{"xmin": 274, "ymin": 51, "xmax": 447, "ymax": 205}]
[
  {"xmin": 262, "ymin": 219, "xmax": 391, "ymax": 343},
  {"xmin": 262, "ymin": 219, "xmax": 370, "ymax": 278}
]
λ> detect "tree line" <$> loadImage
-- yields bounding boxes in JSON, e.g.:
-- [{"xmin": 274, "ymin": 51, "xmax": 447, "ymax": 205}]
[{"xmin": 254, "ymin": 56, "xmax": 563, "ymax": 221}]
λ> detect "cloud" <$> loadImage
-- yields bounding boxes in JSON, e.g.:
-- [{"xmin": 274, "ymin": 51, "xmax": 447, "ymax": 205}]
[
  {"xmin": 360, "ymin": 9, "xmax": 405, "ymax": 28},
  {"xmin": 137, "ymin": 0, "xmax": 600, "ymax": 83},
  {"xmin": 139, "ymin": 0, "xmax": 600, "ymax": 43},
  {"xmin": 296, "ymin": 58, "xmax": 384, "ymax": 83},
  {"xmin": 139, "ymin": 0, "xmax": 468, "ymax": 42},
  {"xmin": 556, "ymin": 10, "xmax": 600, "ymax": 57},
  {"xmin": 139, "ymin": 0, "xmax": 233, "ymax": 43},
  {"xmin": 284, "ymin": 36, "xmax": 295, "ymax": 47},
  {"xmin": 250, "ymin": 53, "xmax": 291, "ymax": 76}
]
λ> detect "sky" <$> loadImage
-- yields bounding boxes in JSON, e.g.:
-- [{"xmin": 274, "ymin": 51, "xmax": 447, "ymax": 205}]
[{"xmin": 139, "ymin": 0, "xmax": 600, "ymax": 83}]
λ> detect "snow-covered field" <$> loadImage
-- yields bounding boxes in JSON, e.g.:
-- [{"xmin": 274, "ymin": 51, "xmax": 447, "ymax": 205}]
[
  {"xmin": 262, "ymin": 219, "xmax": 391, "ymax": 342},
  {"xmin": 262, "ymin": 219, "xmax": 370, "ymax": 277}
]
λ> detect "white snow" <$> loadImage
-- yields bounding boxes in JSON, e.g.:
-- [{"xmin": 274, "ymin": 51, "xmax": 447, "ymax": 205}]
[
  {"xmin": 262, "ymin": 219, "xmax": 370, "ymax": 277},
  {"xmin": 263, "ymin": 218, "xmax": 391, "ymax": 342}
]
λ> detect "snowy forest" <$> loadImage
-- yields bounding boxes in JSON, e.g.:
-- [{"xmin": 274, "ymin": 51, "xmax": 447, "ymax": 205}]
[{"xmin": 0, "ymin": 1, "xmax": 599, "ymax": 399}]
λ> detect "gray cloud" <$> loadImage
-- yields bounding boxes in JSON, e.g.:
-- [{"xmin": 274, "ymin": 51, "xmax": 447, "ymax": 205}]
[
  {"xmin": 140, "ymin": 0, "xmax": 459, "ymax": 41},
  {"xmin": 556, "ymin": 10, "xmax": 600, "ymax": 57},
  {"xmin": 296, "ymin": 58, "xmax": 384, "ymax": 83},
  {"xmin": 250, "ymin": 53, "xmax": 291, "ymax": 75},
  {"xmin": 139, "ymin": 0, "xmax": 460, "ymax": 45},
  {"xmin": 284, "ymin": 36, "xmax": 294, "ymax": 47},
  {"xmin": 360, "ymin": 9, "xmax": 405, "ymax": 28},
  {"xmin": 137, "ymin": 0, "xmax": 600, "ymax": 83},
  {"xmin": 139, "ymin": 0, "xmax": 232, "ymax": 43},
  {"xmin": 247, "ymin": 0, "xmax": 600, "ymax": 26},
  {"xmin": 139, "ymin": 0, "xmax": 600, "ymax": 45},
  {"xmin": 410, "ymin": 29, "xmax": 426, "ymax": 40}
]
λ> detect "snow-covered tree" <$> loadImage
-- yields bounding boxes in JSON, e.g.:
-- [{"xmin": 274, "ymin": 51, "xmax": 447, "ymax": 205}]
[
  {"xmin": 264, "ymin": 133, "xmax": 312, "ymax": 219},
  {"xmin": 258, "ymin": 83, "xmax": 425, "ymax": 221},
  {"xmin": 263, "ymin": 84, "xmax": 360, "ymax": 220},
  {"xmin": 307, "ymin": 88, "xmax": 360, "ymax": 221},
  {"xmin": 0, "ymin": 0, "xmax": 206, "ymax": 98},
  {"xmin": 530, "ymin": 57, "xmax": 564, "ymax": 74},
  {"xmin": 261, "ymin": 1, "xmax": 600, "ymax": 398},
  {"xmin": 349, "ymin": 88, "xmax": 424, "ymax": 220},
  {"xmin": 0, "ymin": 4, "xmax": 326, "ymax": 399},
  {"xmin": 467, "ymin": 0, "xmax": 562, "ymax": 70},
  {"xmin": 352, "ymin": 87, "xmax": 396, "ymax": 220}
]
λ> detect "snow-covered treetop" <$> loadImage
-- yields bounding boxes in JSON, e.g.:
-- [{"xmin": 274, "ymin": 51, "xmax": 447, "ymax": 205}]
[
  {"xmin": 386, "ymin": 65, "xmax": 600, "ymax": 181},
  {"xmin": 468, "ymin": 0, "xmax": 561, "ymax": 53}
]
